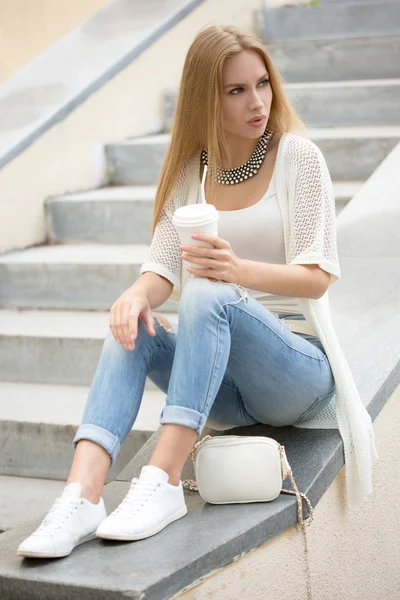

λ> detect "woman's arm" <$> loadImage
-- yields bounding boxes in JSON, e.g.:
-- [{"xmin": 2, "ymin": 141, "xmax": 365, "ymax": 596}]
[
  {"xmin": 139, "ymin": 161, "xmax": 191, "ymax": 306},
  {"xmin": 131, "ymin": 272, "xmax": 173, "ymax": 310},
  {"xmin": 238, "ymin": 260, "xmax": 330, "ymax": 299},
  {"xmin": 286, "ymin": 136, "xmax": 341, "ymax": 287}
]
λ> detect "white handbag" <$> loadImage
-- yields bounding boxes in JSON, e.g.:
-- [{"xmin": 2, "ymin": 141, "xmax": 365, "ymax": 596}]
[
  {"xmin": 182, "ymin": 434, "xmax": 313, "ymax": 516},
  {"xmin": 182, "ymin": 434, "xmax": 315, "ymax": 599}
]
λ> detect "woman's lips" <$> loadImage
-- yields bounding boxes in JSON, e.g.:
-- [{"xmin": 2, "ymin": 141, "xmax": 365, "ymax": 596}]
[{"xmin": 247, "ymin": 115, "xmax": 266, "ymax": 127}]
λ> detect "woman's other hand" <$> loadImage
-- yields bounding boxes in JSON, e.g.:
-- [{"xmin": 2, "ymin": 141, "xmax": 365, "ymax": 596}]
[{"xmin": 109, "ymin": 286, "xmax": 156, "ymax": 351}]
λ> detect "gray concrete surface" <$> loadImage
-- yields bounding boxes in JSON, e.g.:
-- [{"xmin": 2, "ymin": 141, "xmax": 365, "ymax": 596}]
[
  {"xmin": 256, "ymin": 1, "xmax": 400, "ymax": 42},
  {"xmin": 0, "ymin": 309, "xmax": 178, "ymax": 384},
  {"xmin": 265, "ymin": 37, "xmax": 400, "ymax": 82},
  {"xmin": 0, "ymin": 477, "xmax": 66, "ymax": 532},
  {"xmin": 0, "ymin": 383, "xmax": 167, "ymax": 480},
  {"xmin": 0, "ymin": 244, "xmax": 178, "ymax": 311},
  {"xmin": 45, "ymin": 186, "xmax": 157, "ymax": 245}
]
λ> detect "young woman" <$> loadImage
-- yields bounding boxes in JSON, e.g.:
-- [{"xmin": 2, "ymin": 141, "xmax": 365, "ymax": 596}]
[{"xmin": 17, "ymin": 24, "xmax": 376, "ymax": 559}]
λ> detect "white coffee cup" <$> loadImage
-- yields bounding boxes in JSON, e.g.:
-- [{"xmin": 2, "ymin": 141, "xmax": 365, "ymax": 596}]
[{"xmin": 172, "ymin": 203, "xmax": 219, "ymax": 279}]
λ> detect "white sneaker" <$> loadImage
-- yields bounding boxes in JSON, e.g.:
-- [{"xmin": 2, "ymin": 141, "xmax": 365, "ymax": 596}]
[
  {"xmin": 96, "ymin": 465, "xmax": 188, "ymax": 541},
  {"xmin": 16, "ymin": 482, "xmax": 107, "ymax": 558}
]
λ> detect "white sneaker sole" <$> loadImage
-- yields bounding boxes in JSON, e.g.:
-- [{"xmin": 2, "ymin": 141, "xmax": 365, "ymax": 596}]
[
  {"xmin": 96, "ymin": 504, "xmax": 188, "ymax": 541},
  {"xmin": 16, "ymin": 531, "xmax": 97, "ymax": 559}
]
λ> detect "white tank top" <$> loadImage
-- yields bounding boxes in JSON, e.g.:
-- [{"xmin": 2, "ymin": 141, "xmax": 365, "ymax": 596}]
[{"xmin": 198, "ymin": 164, "xmax": 302, "ymax": 317}]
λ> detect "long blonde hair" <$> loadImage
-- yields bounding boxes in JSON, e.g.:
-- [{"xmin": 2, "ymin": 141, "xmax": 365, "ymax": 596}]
[{"xmin": 150, "ymin": 24, "xmax": 304, "ymax": 235}]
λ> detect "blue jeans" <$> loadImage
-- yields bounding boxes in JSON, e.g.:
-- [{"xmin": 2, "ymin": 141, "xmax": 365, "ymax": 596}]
[{"xmin": 72, "ymin": 277, "xmax": 336, "ymax": 466}]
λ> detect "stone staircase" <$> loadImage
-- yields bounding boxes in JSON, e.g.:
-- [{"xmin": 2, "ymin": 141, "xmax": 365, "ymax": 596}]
[
  {"xmin": 2, "ymin": 0, "xmax": 398, "ymax": 483},
  {"xmin": 0, "ymin": 1, "xmax": 399, "ymax": 597}
]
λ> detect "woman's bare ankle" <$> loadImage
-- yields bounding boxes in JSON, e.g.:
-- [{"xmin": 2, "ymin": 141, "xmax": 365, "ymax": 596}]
[
  {"xmin": 66, "ymin": 439, "xmax": 111, "ymax": 503},
  {"xmin": 66, "ymin": 479, "xmax": 103, "ymax": 504},
  {"xmin": 81, "ymin": 485, "xmax": 102, "ymax": 504}
]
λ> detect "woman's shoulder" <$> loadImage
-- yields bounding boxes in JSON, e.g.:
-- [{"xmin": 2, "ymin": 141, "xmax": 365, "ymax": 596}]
[
  {"xmin": 279, "ymin": 131, "xmax": 328, "ymax": 175},
  {"xmin": 281, "ymin": 131, "xmax": 323, "ymax": 158}
]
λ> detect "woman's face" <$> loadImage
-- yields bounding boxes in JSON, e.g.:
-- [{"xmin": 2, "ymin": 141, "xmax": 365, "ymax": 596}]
[{"xmin": 220, "ymin": 49, "xmax": 272, "ymax": 139}]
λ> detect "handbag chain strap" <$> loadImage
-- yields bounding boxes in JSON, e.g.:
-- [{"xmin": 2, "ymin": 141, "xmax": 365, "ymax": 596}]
[{"xmin": 181, "ymin": 434, "xmax": 315, "ymax": 600}]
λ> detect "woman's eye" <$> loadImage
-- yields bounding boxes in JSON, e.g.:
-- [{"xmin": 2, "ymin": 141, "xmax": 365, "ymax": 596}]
[{"xmin": 230, "ymin": 78, "xmax": 269, "ymax": 95}]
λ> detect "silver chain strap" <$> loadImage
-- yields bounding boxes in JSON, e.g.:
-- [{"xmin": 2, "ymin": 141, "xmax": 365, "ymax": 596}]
[{"xmin": 182, "ymin": 435, "xmax": 314, "ymax": 600}]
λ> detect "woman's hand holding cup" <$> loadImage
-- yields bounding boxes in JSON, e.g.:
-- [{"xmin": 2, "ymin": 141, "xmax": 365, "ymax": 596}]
[
  {"xmin": 180, "ymin": 232, "xmax": 243, "ymax": 285},
  {"xmin": 173, "ymin": 202, "xmax": 243, "ymax": 285}
]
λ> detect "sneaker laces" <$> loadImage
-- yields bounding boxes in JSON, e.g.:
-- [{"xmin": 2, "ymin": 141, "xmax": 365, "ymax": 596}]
[
  {"xmin": 112, "ymin": 478, "xmax": 160, "ymax": 517},
  {"xmin": 35, "ymin": 496, "xmax": 83, "ymax": 535}
]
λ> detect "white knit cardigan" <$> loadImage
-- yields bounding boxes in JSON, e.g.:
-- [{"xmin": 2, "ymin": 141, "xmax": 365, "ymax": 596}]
[{"xmin": 140, "ymin": 132, "xmax": 379, "ymax": 508}]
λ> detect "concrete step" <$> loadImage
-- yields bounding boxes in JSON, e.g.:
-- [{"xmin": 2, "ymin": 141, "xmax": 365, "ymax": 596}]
[
  {"xmin": 105, "ymin": 133, "xmax": 168, "ymax": 185},
  {"xmin": 310, "ymin": 126, "xmax": 400, "ymax": 180},
  {"xmin": 255, "ymin": 1, "xmax": 400, "ymax": 42},
  {"xmin": 0, "ymin": 382, "xmax": 167, "ymax": 481},
  {"xmin": 45, "ymin": 185, "xmax": 157, "ymax": 244},
  {"xmin": 287, "ymin": 79, "xmax": 400, "ymax": 127},
  {"xmin": 0, "ymin": 243, "xmax": 179, "ymax": 311},
  {"xmin": 0, "ymin": 475, "xmax": 66, "ymax": 533},
  {"xmin": 265, "ymin": 36, "xmax": 400, "ymax": 82},
  {"xmin": 0, "ymin": 309, "xmax": 178, "ymax": 385},
  {"xmin": 45, "ymin": 180, "xmax": 358, "ymax": 245},
  {"xmin": 106, "ymin": 127, "xmax": 400, "ymax": 184},
  {"xmin": 163, "ymin": 79, "xmax": 400, "ymax": 129}
]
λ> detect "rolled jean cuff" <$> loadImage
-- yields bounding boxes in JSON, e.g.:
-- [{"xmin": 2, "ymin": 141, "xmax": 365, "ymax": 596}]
[
  {"xmin": 72, "ymin": 424, "xmax": 121, "ymax": 466},
  {"xmin": 160, "ymin": 405, "xmax": 206, "ymax": 436}
]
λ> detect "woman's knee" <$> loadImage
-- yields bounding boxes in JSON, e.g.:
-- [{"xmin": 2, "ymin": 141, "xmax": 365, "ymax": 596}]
[
  {"xmin": 103, "ymin": 328, "xmax": 123, "ymax": 353},
  {"xmin": 178, "ymin": 278, "xmax": 218, "ymax": 320},
  {"xmin": 103, "ymin": 319, "xmax": 153, "ymax": 353},
  {"xmin": 179, "ymin": 277, "xmax": 243, "ymax": 316}
]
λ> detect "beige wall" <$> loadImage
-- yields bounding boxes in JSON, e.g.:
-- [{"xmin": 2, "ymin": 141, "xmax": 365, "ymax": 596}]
[
  {"xmin": 0, "ymin": 0, "xmax": 289, "ymax": 253},
  {"xmin": 174, "ymin": 384, "xmax": 400, "ymax": 600},
  {"xmin": 0, "ymin": 0, "xmax": 109, "ymax": 83}
]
